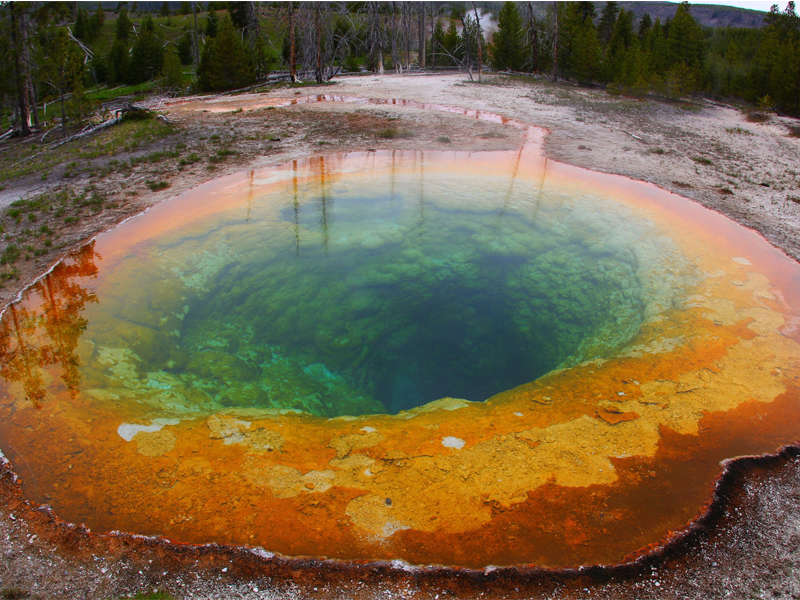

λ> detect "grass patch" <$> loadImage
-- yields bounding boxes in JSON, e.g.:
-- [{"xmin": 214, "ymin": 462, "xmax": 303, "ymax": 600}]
[
  {"xmin": 0, "ymin": 244, "xmax": 20, "ymax": 265},
  {"xmin": 787, "ymin": 125, "xmax": 800, "ymax": 138},
  {"xmin": 86, "ymin": 81, "xmax": 157, "ymax": 104},
  {"xmin": 726, "ymin": 126, "xmax": 753, "ymax": 135},
  {"xmin": 692, "ymin": 156, "xmax": 713, "ymax": 166},
  {"xmin": 146, "ymin": 180, "xmax": 170, "ymax": 191},
  {"xmin": 478, "ymin": 131, "xmax": 507, "ymax": 139},
  {"xmin": 112, "ymin": 592, "xmax": 175, "ymax": 600},
  {"xmin": 209, "ymin": 148, "xmax": 239, "ymax": 163},
  {"xmin": 77, "ymin": 190, "xmax": 107, "ymax": 211},
  {"xmin": 648, "ymin": 147, "xmax": 666, "ymax": 154},
  {"xmin": 130, "ymin": 149, "xmax": 180, "ymax": 166},
  {"xmin": 377, "ymin": 128, "xmax": 414, "ymax": 139},
  {"xmin": 0, "ymin": 266, "xmax": 19, "ymax": 284},
  {"xmin": 0, "ymin": 117, "xmax": 175, "ymax": 182},
  {"xmin": 178, "ymin": 152, "xmax": 201, "ymax": 166},
  {"xmin": 436, "ymin": 136, "xmax": 452, "ymax": 144}
]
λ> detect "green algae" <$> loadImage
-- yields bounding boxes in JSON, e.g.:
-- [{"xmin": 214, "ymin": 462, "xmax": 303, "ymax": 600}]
[{"xmin": 75, "ymin": 171, "xmax": 697, "ymax": 417}]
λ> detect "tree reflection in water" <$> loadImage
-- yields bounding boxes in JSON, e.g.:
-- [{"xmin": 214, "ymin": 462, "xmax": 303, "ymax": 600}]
[{"xmin": 0, "ymin": 242, "xmax": 99, "ymax": 406}]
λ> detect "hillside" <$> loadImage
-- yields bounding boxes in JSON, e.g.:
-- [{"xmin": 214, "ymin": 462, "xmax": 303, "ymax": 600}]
[
  {"xmin": 489, "ymin": 1, "xmax": 767, "ymax": 28},
  {"xmin": 621, "ymin": 2, "xmax": 767, "ymax": 28}
]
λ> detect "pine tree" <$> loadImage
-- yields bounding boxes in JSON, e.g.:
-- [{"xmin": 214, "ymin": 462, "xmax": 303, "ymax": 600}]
[
  {"xmin": 605, "ymin": 8, "xmax": 634, "ymax": 80},
  {"xmin": 74, "ymin": 8, "xmax": 89, "ymax": 42},
  {"xmin": 430, "ymin": 20, "xmax": 445, "ymax": 66},
  {"xmin": 115, "ymin": 7, "xmax": 132, "ymax": 41},
  {"xmin": 108, "ymin": 38, "xmax": 130, "ymax": 84},
  {"xmin": 638, "ymin": 13, "xmax": 652, "ymax": 39},
  {"xmin": 491, "ymin": 1, "xmax": 526, "ymax": 71},
  {"xmin": 161, "ymin": 46, "xmax": 183, "ymax": 90},
  {"xmin": 571, "ymin": 12, "xmax": 602, "ymax": 82},
  {"xmin": 67, "ymin": 74, "xmax": 90, "ymax": 122},
  {"xmin": 667, "ymin": 2, "xmax": 704, "ymax": 69},
  {"xmin": 598, "ymin": 1, "xmax": 619, "ymax": 44},
  {"xmin": 755, "ymin": 2, "xmax": 800, "ymax": 114},
  {"xmin": 39, "ymin": 27, "xmax": 84, "ymax": 133},
  {"xmin": 206, "ymin": 9, "xmax": 218, "ymax": 37},
  {"xmin": 197, "ymin": 15, "xmax": 255, "ymax": 91},
  {"xmin": 129, "ymin": 16, "xmax": 164, "ymax": 83},
  {"xmin": 442, "ymin": 20, "xmax": 461, "ymax": 65},
  {"xmin": 576, "ymin": 2, "xmax": 596, "ymax": 21},
  {"xmin": 229, "ymin": 2, "xmax": 249, "ymax": 30},
  {"xmin": 663, "ymin": 2, "xmax": 704, "ymax": 95},
  {"xmin": 89, "ymin": 4, "xmax": 105, "ymax": 41},
  {"xmin": 177, "ymin": 31, "xmax": 193, "ymax": 65}
]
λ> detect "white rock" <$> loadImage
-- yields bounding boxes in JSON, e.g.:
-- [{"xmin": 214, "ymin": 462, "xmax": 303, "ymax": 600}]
[{"xmin": 441, "ymin": 436, "xmax": 465, "ymax": 449}]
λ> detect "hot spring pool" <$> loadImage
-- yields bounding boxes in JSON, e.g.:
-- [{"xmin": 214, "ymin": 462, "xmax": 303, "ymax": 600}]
[{"xmin": 1, "ymin": 119, "xmax": 799, "ymax": 569}]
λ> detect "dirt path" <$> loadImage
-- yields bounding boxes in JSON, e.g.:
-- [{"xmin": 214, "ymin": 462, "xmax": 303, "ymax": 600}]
[{"xmin": 1, "ymin": 73, "xmax": 799, "ymax": 599}]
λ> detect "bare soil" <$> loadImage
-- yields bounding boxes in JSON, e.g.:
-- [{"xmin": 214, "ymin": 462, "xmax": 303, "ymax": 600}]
[{"xmin": 1, "ymin": 73, "xmax": 799, "ymax": 599}]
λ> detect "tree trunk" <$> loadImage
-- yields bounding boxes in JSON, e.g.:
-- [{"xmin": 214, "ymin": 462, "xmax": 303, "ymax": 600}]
[
  {"xmin": 191, "ymin": 1, "xmax": 199, "ymax": 64},
  {"xmin": 10, "ymin": 2, "xmax": 35, "ymax": 135},
  {"xmin": 369, "ymin": 2, "xmax": 384, "ymax": 74},
  {"xmin": 314, "ymin": 4, "xmax": 323, "ymax": 83},
  {"xmin": 527, "ymin": 2, "xmax": 538, "ymax": 73},
  {"xmin": 552, "ymin": 1, "xmax": 559, "ymax": 81},
  {"xmin": 459, "ymin": 14, "xmax": 473, "ymax": 81},
  {"xmin": 289, "ymin": 3, "xmax": 297, "ymax": 82},
  {"xmin": 60, "ymin": 91, "xmax": 66, "ymax": 136},
  {"xmin": 245, "ymin": 1, "xmax": 260, "ymax": 44},
  {"xmin": 472, "ymin": 3, "xmax": 482, "ymax": 82},
  {"xmin": 390, "ymin": 2, "xmax": 400, "ymax": 73},
  {"xmin": 403, "ymin": 3, "xmax": 411, "ymax": 70},
  {"xmin": 31, "ymin": 78, "xmax": 40, "ymax": 129},
  {"xmin": 418, "ymin": 2, "xmax": 426, "ymax": 68}
]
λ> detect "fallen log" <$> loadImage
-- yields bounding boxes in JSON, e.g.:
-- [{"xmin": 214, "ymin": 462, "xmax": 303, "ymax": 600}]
[
  {"xmin": 48, "ymin": 114, "xmax": 122, "ymax": 148},
  {"xmin": 48, "ymin": 104, "xmax": 168, "ymax": 149}
]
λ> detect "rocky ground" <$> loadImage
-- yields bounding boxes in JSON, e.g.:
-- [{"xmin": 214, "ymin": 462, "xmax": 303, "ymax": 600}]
[{"xmin": 0, "ymin": 73, "xmax": 799, "ymax": 599}]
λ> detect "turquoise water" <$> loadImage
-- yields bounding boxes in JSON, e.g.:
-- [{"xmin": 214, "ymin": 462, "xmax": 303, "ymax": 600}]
[{"xmin": 78, "ymin": 171, "xmax": 686, "ymax": 417}]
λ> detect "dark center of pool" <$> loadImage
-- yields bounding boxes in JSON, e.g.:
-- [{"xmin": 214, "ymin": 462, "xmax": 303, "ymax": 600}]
[{"xmin": 115, "ymin": 177, "xmax": 648, "ymax": 417}]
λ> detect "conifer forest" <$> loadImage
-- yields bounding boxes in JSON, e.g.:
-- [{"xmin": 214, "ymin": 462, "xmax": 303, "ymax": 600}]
[{"xmin": 1, "ymin": 0, "xmax": 799, "ymax": 138}]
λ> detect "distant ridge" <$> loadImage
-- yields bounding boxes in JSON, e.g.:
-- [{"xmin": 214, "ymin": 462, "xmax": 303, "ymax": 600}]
[
  {"xmin": 97, "ymin": 1, "xmax": 770, "ymax": 30},
  {"xmin": 619, "ymin": 2, "xmax": 767, "ymax": 28},
  {"xmin": 484, "ymin": 1, "xmax": 769, "ymax": 30}
]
